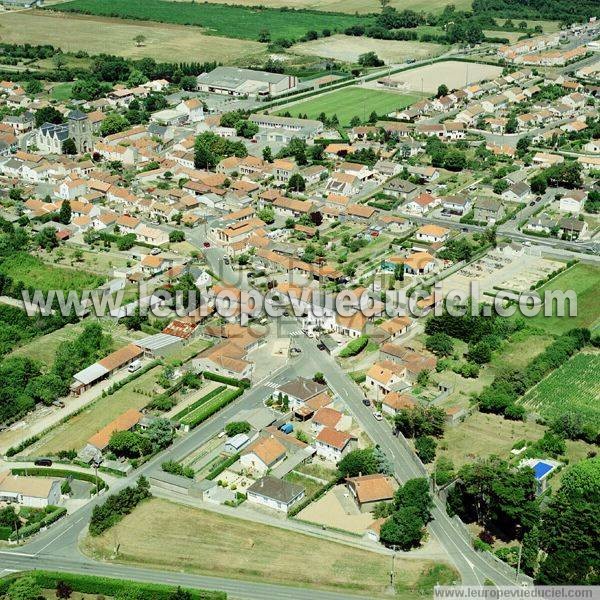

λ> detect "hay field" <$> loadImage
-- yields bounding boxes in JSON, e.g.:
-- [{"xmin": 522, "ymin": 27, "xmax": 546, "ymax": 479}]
[
  {"xmin": 0, "ymin": 10, "xmax": 264, "ymax": 62},
  {"xmin": 385, "ymin": 60, "xmax": 503, "ymax": 93},
  {"xmin": 292, "ymin": 34, "xmax": 445, "ymax": 64},
  {"xmin": 82, "ymin": 497, "xmax": 458, "ymax": 596}
]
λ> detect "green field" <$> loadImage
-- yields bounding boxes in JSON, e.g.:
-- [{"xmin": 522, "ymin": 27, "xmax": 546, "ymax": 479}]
[
  {"xmin": 52, "ymin": 0, "xmax": 370, "ymax": 41},
  {"xmin": 277, "ymin": 86, "xmax": 421, "ymax": 125},
  {"xmin": 0, "ymin": 252, "xmax": 104, "ymax": 293},
  {"xmin": 50, "ymin": 82, "xmax": 76, "ymax": 101},
  {"xmin": 526, "ymin": 264, "xmax": 600, "ymax": 335},
  {"xmin": 521, "ymin": 352, "xmax": 600, "ymax": 428}
]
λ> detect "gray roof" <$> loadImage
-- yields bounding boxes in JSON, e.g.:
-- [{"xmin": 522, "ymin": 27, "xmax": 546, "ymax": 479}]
[
  {"xmin": 136, "ymin": 333, "xmax": 182, "ymax": 351},
  {"xmin": 68, "ymin": 109, "xmax": 88, "ymax": 121},
  {"xmin": 385, "ymin": 179, "xmax": 417, "ymax": 193},
  {"xmin": 277, "ymin": 376, "xmax": 327, "ymax": 401},
  {"xmin": 508, "ymin": 182, "xmax": 529, "ymax": 196},
  {"xmin": 40, "ymin": 122, "xmax": 69, "ymax": 141},
  {"xmin": 247, "ymin": 476, "xmax": 304, "ymax": 504},
  {"xmin": 198, "ymin": 66, "xmax": 288, "ymax": 90},
  {"xmin": 73, "ymin": 363, "xmax": 109, "ymax": 385}
]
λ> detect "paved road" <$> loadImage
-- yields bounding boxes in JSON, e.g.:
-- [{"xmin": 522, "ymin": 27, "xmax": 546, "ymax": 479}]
[{"xmin": 292, "ymin": 333, "xmax": 530, "ymax": 588}]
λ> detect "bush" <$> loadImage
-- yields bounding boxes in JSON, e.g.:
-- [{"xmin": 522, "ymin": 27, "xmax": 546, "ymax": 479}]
[
  {"xmin": 203, "ymin": 371, "xmax": 250, "ymax": 389},
  {"xmin": 172, "ymin": 386, "xmax": 226, "ymax": 421},
  {"xmin": 10, "ymin": 468, "xmax": 107, "ymax": 491},
  {"xmin": 8, "ymin": 507, "xmax": 67, "ymax": 541},
  {"xmin": 206, "ymin": 453, "xmax": 240, "ymax": 481},
  {"xmin": 0, "ymin": 572, "xmax": 225, "ymax": 600},
  {"xmin": 339, "ymin": 335, "xmax": 369, "ymax": 358},
  {"xmin": 183, "ymin": 388, "xmax": 243, "ymax": 429}
]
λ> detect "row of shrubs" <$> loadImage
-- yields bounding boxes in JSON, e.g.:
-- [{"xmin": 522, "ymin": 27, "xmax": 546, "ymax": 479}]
[
  {"xmin": 9, "ymin": 507, "xmax": 67, "ymax": 541},
  {"xmin": 203, "ymin": 371, "xmax": 251, "ymax": 389},
  {"xmin": 339, "ymin": 335, "xmax": 369, "ymax": 358},
  {"xmin": 0, "ymin": 572, "xmax": 226, "ymax": 600},
  {"xmin": 206, "ymin": 453, "xmax": 241, "ymax": 481},
  {"xmin": 288, "ymin": 477, "xmax": 341, "ymax": 517},
  {"xmin": 10, "ymin": 467, "xmax": 108, "ymax": 491},
  {"xmin": 184, "ymin": 388, "xmax": 244, "ymax": 429},
  {"xmin": 172, "ymin": 385, "xmax": 227, "ymax": 421}
]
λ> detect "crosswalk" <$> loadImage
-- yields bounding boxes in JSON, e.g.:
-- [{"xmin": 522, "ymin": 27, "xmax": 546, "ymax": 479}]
[
  {"xmin": 263, "ymin": 381, "xmax": 280, "ymax": 389},
  {"xmin": 288, "ymin": 330, "xmax": 304, "ymax": 337}
]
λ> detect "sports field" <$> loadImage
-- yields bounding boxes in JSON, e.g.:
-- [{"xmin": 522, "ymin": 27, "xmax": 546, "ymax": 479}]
[
  {"xmin": 526, "ymin": 264, "xmax": 600, "ymax": 335},
  {"xmin": 0, "ymin": 11, "xmax": 264, "ymax": 62},
  {"xmin": 82, "ymin": 497, "xmax": 458, "ymax": 596},
  {"xmin": 51, "ymin": 0, "xmax": 370, "ymax": 41},
  {"xmin": 521, "ymin": 352, "xmax": 600, "ymax": 428},
  {"xmin": 276, "ymin": 86, "xmax": 421, "ymax": 125}
]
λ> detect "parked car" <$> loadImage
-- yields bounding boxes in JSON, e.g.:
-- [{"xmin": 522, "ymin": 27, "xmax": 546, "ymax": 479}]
[
  {"xmin": 203, "ymin": 242, "xmax": 210, "ymax": 248},
  {"xmin": 150, "ymin": 247, "xmax": 161, "ymax": 255},
  {"xmin": 362, "ymin": 398, "xmax": 371, "ymax": 407},
  {"xmin": 127, "ymin": 359, "xmax": 142, "ymax": 373},
  {"xmin": 34, "ymin": 458, "xmax": 53, "ymax": 467},
  {"xmin": 373, "ymin": 411, "xmax": 383, "ymax": 421}
]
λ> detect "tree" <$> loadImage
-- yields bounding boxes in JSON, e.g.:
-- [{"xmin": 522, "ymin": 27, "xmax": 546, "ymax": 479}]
[
  {"xmin": 425, "ymin": 332, "xmax": 454, "ymax": 357},
  {"xmin": 7, "ymin": 577, "xmax": 41, "ymax": 600},
  {"xmin": 436, "ymin": 83, "xmax": 448, "ymax": 98},
  {"xmin": 516, "ymin": 135, "xmax": 531, "ymax": 158},
  {"xmin": 61, "ymin": 138, "xmax": 77, "ymax": 156},
  {"xmin": 393, "ymin": 262, "xmax": 404, "ymax": 281},
  {"xmin": 169, "ymin": 587, "xmax": 193, "ymax": 600},
  {"xmin": 35, "ymin": 106, "xmax": 64, "ymax": 128},
  {"xmin": 58, "ymin": 199, "xmax": 72, "ymax": 225},
  {"xmin": 25, "ymin": 79, "xmax": 43, "ymax": 96},
  {"xmin": 134, "ymin": 34, "xmax": 146, "ymax": 46},
  {"xmin": 225, "ymin": 421, "xmax": 251, "ymax": 436},
  {"xmin": 379, "ymin": 506, "xmax": 425, "ymax": 549},
  {"xmin": 262, "ymin": 146, "xmax": 273, "ymax": 163},
  {"xmin": 358, "ymin": 51, "xmax": 384, "ymax": 67},
  {"xmin": 493, "ymin": 179, "xmax": 509, "ymax": 195},
  {"xmin": 394, "ymin": 477, "xmax": 433, "ymax": 522},
  {"xmin": 416, "ymin": 369, "xmax": 430, "ymax": 387},
  {"xmin": 313, "ymin": 372, "xmax": 325, "ymax": 384},
  {"xmin": 100, "ymin": 114, "xmax": 129, "ymax": 137},
  {"xmin": 415, "ymin": 435, "xmax": 437, "ymax": 463},
  {"xmin": 235, "ymin": 120, "xmax": 259, "ymax": 139},
  {"xmin": 434, "ymin": 456, "xmax": 455, "ymax": 486},
  {"xmin": 71, "ymin": 78, "xmax": 111, "ymax": 101},
  {"xmin": 55, "ymin": 581, "xmax": 73, "ymax": 599},
  {"xmin": 194, "ymin": 131, "xmax": 246, "ymax": 169},
  {"xmin": 108, "ymin": 430, "xmax": 150, "ymax": 458},
  {"xmin": 338, "ymin": 448, "xmax": 379, "ymax": 478},
  {"xmin": 505, "ymin": 115, "xmax": 518, "ymax": 134},
  {"xmin": 394, "ymin": 405, "xmax": 445, "ymax": 438},
  {"xmin": 257, "ymin": 206, "xmax": 275, "ymax": 224},
  {"xmin": 145, "ymin": 418, "xmax": 174, "ymax": 451},
  {"xmin": 287, "ymin": 173, "xmax": 306, "ymax": 192},
  {"xmin": 530, "ymin": 173, "xmax": 547, "ymax": 195},
  {"xmin": 35, "ymin": 227, "xmax": 58, "ymax": 250},
  {"xmin": 169, "ymin": 230, "xmax": 185, "ymax": 243},
  {"xmin": 443, "ymin": 149, "xmax": 467, "ymax": 171}
]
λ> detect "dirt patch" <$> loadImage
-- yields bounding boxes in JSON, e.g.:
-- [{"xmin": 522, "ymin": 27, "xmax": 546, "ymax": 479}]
[
  {"xmin": 385, "ymin": 60, "xmax": 503, "ymax": 93},
  {"xmin": 0, "ymin": 10, "xmax": 264, "ymax": 63},
  {"xmin": 292, "ymin": 34, "xmax": 444, "ymax": 64}
]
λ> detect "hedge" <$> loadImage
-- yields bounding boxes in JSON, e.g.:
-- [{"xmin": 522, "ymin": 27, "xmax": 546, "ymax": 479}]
[
  {"xmin": 183, "ymin": 388, "xmax": 244, "ymax": 429},
  {"xmin": 0, "ymin": 572, "xmax": 226, "ymax": 600},
  {"xmin": 338, "ymin": 335, "xmax": 369, "ymax": 358},
  {"xmin": 0, "ymin": 526, "xmax": 11, "ymax": 540},
  {"xmin": 9, "ymin": 507, "xmax": 67, "ymax": 541},
  {"xmin": 206, "ymin": 453, "xmax": 240, "ymax": 481},
  {"xmin": 288, "ymin": 477, "xmax": 340, "ymax": 517},
  {"xmin": 6, "ymin": 434, "xmax": 41, "ymax": 457},
  {"xmin": 11, "ymin": 467, "xmax": 107, "ymax": 491},
  {"xmin": 172, "ymin": 385, "xmax": 226, "ymax": 421},
  {"xmin": 203, "ymin": 371, "xmax": 250, "ymax": 389}
]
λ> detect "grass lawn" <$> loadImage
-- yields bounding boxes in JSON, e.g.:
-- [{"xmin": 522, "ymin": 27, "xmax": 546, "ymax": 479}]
[
  {"xmin": 52, "ymin": 0, "xmax": 370, "ymax": 41},
  {"xmin": 524, "ymin": 264, "xmax": 600, "ymax": 335},
  {"xmin": 490, "ymin": 329, "xmax": 555, "ymax": 371},
  {"xmin": 437, "ymin": 412, "xmax": 546, "ymax": 470},
  {"xmin": 82, "ymin": 497, "xmax": 458, "ymax": 597},
  {"xmin": 50, "ymin": 81, "xmax": 75, "ymax": 100},
  {"xmin": 0, "ymin": 252, "xmax": 103, "ymax": 293},
  {"xmin": 43, "ymin": 246, "xmax": 130, "ymax": 275},
  {"xmin": 520, "ymin": 351, "xmax": 600, "ymax": 429},
  {"xmin": 278, "ymin": 87, "xmax": 421, "ymax": 126},
  {"xmin": 284, "ymin": 470, "xmax": 323, "ymax": 497},
  {"xmin": 30, "ymin": 365, "xmax": 161, "ymax": 456}
]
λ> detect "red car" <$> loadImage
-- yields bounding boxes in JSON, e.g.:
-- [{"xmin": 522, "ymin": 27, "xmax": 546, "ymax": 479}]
[{"xmin": 203, "ymin": 242, "xmax": 210, "ymax": 248}]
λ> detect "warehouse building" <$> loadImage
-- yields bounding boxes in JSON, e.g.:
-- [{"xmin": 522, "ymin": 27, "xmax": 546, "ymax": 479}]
[{"xmin": 196, "ymin": 67, "xmax": 298, "ymax": 98}]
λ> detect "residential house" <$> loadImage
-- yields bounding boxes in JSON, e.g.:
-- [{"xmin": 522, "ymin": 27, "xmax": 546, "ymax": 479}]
[
  {"xmin": 246, "ymin": 476, "xmax": 304, "ymax": 514},
  {"xmin": 274, "ymin": 377, "xmax": 328, "ymax": 412},
  {"xmin": 315, "ymin": 427, "xmax": 354, "ymax": 463},
  {"xmin": 415, "ymin": 224, "xmax": 449, "ymax": 244},
  {"xmin": 381, "ymin": 391, "xmax": 416, "ymax": 416},
  {"xmin": 346, "ymin": 474, "xmax": 396, "ymax": 513},
  {"xmin": 559, "ymin": 190, "xmax": 587, "ymax": 213},
  {"xmin": 240, "ymin": 436, "xmax": 287, "ymax": 475},
  {"xmin": 474, "ymin": 199, "xmax": 505, "ymax": 225},
  {"xmin": 0, "ymin": 472, "xmax": 61, "ymax": 509},
  {"xmin": 365, "ymin": 361, "xmax": 406, "ymax": 395}
]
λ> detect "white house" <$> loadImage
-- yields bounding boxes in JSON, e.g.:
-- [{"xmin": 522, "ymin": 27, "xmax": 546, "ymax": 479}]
[
  {"xmin": 315, "ymin": 427, "xmax": 354, "ymax": 463},
  {"xmin": 559, "ymin": 190, "xmax": 586, "ymax": 214},
  {"xmin": 415, "ymin": 224, "xmax": 450, "ymax": 244},
  {"xmin": 246, "ymin": 476, "xmax": 304, "ymax": 514},
  {"xmin": 240, "ymin": 436, "xmax": 287, "ymax": 475},
  {"xmin": 0, "ymin": 472, "xmax": 61, "ymax": 508}
]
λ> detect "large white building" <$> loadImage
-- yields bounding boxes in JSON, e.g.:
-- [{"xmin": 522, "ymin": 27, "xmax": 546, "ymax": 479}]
[
  {"xmin": 0, "ymin": 472, "xmax": 61, "ymax": 508},
  {"xmin": 197, "ymin": 67, "xmax": 298, "ymax": 98}
]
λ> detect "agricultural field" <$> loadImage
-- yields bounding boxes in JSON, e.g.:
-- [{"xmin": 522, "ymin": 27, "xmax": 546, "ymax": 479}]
[
  {"xmin": 0, "ymin": 11, "xmax": 264, "ymax": 63},
  {"xmin": 277, "ymin": 86, "xmax": 421, "ymax": 126},
  {"xmin": 82, "ymin": 497, "xmax": 458, "ymax": 597},
  {"xmin": 292, "ymin": 34, "xmax": 445, "ymax": 65},
  {"xmin": 525, "ymin": 264, "xmax": 600, "ymax": 335},
  {"xmin": 50, "ymin": 81, "xmax": 76, "ymax": 101},
  {"xmin": 520, "ymin": 352, "xmax": 600, "ymax": 428},
  {"xmin": 382, "ymin": 60, "xmax": 503, "ymax": 94},
  {"xmin": 0, "ymin": 252, "xmax": 104, "ymax": 293},
  {"xmin": 166, "ymin": 0, "xmax": 472, "ymax": 15},
  {"xmin": 51, "ymin": 0, "xmax": 370, "ymax": 41},
  {"xmin": 28, "ymin": 365, "xmax": 162, "ymax": 456}
]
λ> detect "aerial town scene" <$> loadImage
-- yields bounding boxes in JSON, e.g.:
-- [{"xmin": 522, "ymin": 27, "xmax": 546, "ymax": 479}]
[{"xmin": 0, "ymin": 0, "xmax": 598, "ymax": 598}]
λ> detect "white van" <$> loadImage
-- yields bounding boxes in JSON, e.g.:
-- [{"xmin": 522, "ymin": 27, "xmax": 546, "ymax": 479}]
[{"xmin": 128, "ymin": 359, "xmax": 142, "ymax": 373}]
